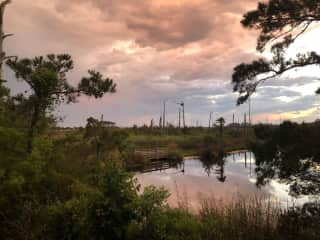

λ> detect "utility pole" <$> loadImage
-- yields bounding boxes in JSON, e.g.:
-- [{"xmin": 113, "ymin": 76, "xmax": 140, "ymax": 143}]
[
  {"xmin": 178, "ymin": 108, "xmax": 181, "ymax": 128},
  {"xmin": 244, "ymin": 113, "xmax": 247, "ymax": 140},
  {"xmin": 163, "ymin": 100, "xmax": 166, "ymax": 129},
  {"xmin": 181, "ymin": 102, "xmax": 186, "ymax": 128},
  {"xmin": 209, "ymin": 112, "xmax": 212, "ymax": 128},
  {"xmin": 248, "ymin": 97, "xmax": 252, "ymax": 125},
  {"xmin": 279, "ymin": 112, "xmax": 282, "ymax": 124},
  {"xmin": 244, "ymin": 113, "xmax": 247, "ymax": 128}
]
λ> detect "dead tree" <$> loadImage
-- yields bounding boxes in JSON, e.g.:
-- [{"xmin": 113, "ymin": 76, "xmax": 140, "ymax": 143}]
[
  {"xmin": 180, "ymin": 102, "xmax": 186, "ymax": 128},
  {"xmin": 0, "ymin": 0, "xmax": 13, "ymax": 80},
  {"xmin": 178, "ymin": 108, "xmax": 181, "ymax": 128},
  {"xmin": 162, "ymin": 100, "xmax": 166, "ymax": 129}
]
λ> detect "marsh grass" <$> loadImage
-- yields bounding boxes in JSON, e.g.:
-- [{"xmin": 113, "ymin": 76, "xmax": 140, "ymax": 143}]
[
  {"xmin": 174, "ymin": 181, "xmax": 190, "ymax": 211},
  {"xmin": 127, "ymin": 127, "xmax": 254, "ymax": 156},
  {"xmin": 198, "ymin": 195, "xmax": 282, "ymax": 240}
]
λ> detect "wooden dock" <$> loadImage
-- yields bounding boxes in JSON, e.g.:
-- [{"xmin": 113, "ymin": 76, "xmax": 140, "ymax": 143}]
[
  {"xmin": 228, "ymin": 149, "xmax": 250, "ymax": 155},
  {"xmin": 134, "ymin": 147, "xmax": 169, "ymax": 161},
  {"xmin": 134, "ymin": 148, "xmax": 250, "ymax": 161}
]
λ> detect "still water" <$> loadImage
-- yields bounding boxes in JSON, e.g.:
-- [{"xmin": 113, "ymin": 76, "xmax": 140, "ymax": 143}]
[{"xmin": 136, "ymin": 152, "xmax": 314, "ymax": 210}]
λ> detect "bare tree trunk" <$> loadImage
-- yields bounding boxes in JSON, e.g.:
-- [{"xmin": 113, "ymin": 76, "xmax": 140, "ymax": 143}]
[
  {"xmin": 178, "ymin": 108, "xmax": 181, "ymax": 128},
  {"xmin": 27, "ymin": 102, "xmax": 40, "ymax": 153},
  {"xmin": 220, "ymin": 124, "xmax": 223, "ymax": 138},
  {"xmin": 163, "ymin": 100, "xmax": 166, "ymax": 129},
  {"xmin": 0, "ymin": 0, "xmax": 11, "ymax": 79},
  {"xmin": 182, "ymin": 103, "xmax": 185, "ymax": 128}
]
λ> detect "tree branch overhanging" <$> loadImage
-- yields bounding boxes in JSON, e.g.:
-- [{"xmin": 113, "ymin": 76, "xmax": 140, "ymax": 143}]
[
  {"xmin": 232, "ymin": 51, "xmax": 320, "ymax": 104},
  {"xmin": 232, "ymin": 0, "xmax": 320, "ymax": 105},
  {"xmin": 241, "ymin": 0, "xmax": 320, "ymax": 52}
]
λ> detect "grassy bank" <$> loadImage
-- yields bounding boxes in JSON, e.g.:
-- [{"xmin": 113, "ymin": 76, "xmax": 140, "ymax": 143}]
[
  {"xmin": 49, "ymin": 126, "xmax": 255, "ymax": 168},
  {"xmin": 127, "ymin": 126, "xmax": 254, "ymax": 155},
  {"xmin": 167, "ymin": 195, "xmax": 320, "ymax": 240},
  {"xmin": 124, "ymin": 126, "xmax": 255, "ymax": 168},
  {"xmin": 2, "ymin": 123, "xmax": 319, "ymax": 239}
]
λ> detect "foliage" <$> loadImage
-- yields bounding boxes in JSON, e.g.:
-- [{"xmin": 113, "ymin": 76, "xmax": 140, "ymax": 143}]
[
  {"xmin": 0, "ymin": 128, "xmax": 54, "ymax": 239},
  {"xmin": 232, "ymin": 0, "xmax": 320, "ymax": 104},
  {"xmin": 6, "ymin": 55, "xmax": 116, "ymax": 152},
  {"xmin": 252, "ymin": 121, "xmax": 320, "ymax": 195},
  {"xmin": 216, "ymin": 117, "xmax": 226, "ymax": 137},
  {"xmin": 199, "ymin": 196, "xmax": 280, "ymax": 240},
  {"xmin": 1, "ymin": 111, "xmax": 319, "ymax": 240},
  {"xmin": 1, "ymin": 3, "xmax": 319, "ymax": 237},
  {"xmin": 277, "ymin": 202, "xmax": 320, "ymax": 240},
  {"xmin": 84, "ymin": 117, "xmax": 129, "ymax": 160}
]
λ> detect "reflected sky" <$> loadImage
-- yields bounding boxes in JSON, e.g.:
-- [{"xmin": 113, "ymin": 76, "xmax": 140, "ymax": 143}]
[{"xmin": 136, "ymin": 152, "xmax": 316, "ymax": 210}]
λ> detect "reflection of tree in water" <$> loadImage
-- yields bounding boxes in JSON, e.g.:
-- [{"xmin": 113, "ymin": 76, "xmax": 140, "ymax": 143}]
[
  {"xmin": 200, "ymin": 149, "xmax": 226, "ymax": 182},
  {"xmin": 252, "ymin": 121, "xmax": 320, "ymax": 196},
  {"xmin": 216, "ymin": 157, "xmax": 226, "ymax": 182}
]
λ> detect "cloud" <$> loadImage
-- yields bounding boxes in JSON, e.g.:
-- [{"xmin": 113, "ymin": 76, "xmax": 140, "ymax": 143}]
[
  {"xmin": 52, "ymin": 0, "xmax": 256, "ymax": 49},
  {"xmin": 3, "ymin": 0, "xmax": 320, "ymax": 126}
]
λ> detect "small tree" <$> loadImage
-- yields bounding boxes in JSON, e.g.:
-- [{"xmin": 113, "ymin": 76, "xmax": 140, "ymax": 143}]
[
  {"xmin": 232, "ymin": 0, "xmax": 320, "ymax": 104},
  {"xmin": 85, "ymin": 117, "xmax": 104, "ymax": 160},
  {"xmin": 7, "ymin": 54, "xmax": 116, "ymax": 152},
  {"xmin": 216, "ymin": 117, "xmax": 225, "ymax": 138}
]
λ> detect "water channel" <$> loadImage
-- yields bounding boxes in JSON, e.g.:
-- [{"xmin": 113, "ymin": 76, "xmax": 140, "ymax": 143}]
[{"xmin": 136, "ymin": 152, "xmax": 316, "ymax": 210}]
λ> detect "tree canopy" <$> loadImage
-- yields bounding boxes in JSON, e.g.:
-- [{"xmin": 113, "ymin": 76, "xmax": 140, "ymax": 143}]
[
  {"xmin": 232, "ymin": 0, "xmax": 320, "ymax": 104},
  {"xmin": 6, "ymin": 54, "xmax": 116, "ymax": 152}
]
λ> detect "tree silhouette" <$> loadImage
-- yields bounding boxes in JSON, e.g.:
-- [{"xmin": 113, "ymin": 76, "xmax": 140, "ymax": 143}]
[
  {"xmin": 216, "ymin": 117, "xmax": 225, "ymax": 137},
  {"xmin": 253, "ymin": 121, "xmax": 320, "ymax": 195},
  {"xmin": 7, "ymin": 54, "xmax": 116, "ymax": 152},
  {"xmin": 232, "ymin": 0, "xmax": 320, "ymax": 104}
]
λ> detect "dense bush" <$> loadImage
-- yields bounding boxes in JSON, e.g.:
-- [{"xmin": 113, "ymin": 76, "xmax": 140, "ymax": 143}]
[{"xmin": 252, "ymin": 121, "xmax": 320, "ymax": 195}]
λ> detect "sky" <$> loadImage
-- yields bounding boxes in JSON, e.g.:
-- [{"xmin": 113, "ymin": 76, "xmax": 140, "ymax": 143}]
[{"xmin": 3, "ymin": 0, "xmax": 320, "ymax": 127}]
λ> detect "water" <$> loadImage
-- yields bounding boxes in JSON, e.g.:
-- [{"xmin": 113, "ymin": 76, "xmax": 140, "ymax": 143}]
[{"xmin": 136, "ymin": 152, "xmax": 315, "ymax": 210}]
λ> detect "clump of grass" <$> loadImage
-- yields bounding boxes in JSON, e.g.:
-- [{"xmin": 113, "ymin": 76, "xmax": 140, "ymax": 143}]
[
  {"xmin": 196, "ymin": 196, "xmax": 320, "ymax": 240},
  {"xmin": 167, "ymin": 143, "xmax": 184, "ymax": 162},
  {"xmin": 199, "ymin": 195, "xmax": 282, "ymax": 240}
]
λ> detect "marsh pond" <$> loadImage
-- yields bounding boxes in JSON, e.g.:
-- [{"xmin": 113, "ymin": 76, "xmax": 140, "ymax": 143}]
[{"xmin": 135, "ymin": 151, "xmax": 318, "ymax": 210}]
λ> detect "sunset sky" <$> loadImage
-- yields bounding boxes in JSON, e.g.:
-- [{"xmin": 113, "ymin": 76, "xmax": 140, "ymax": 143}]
[{"xmin": 4, "ymin": 0, "xmax": 320, "ymax": 127}]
